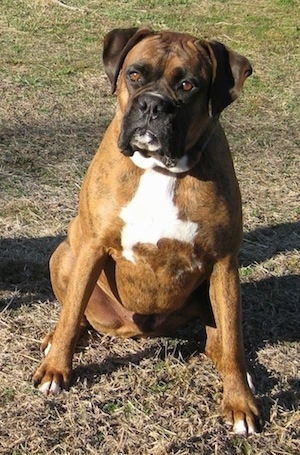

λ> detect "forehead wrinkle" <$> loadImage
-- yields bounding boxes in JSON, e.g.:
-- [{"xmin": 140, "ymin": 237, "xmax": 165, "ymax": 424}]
[
  {"xmin": 124, "ymin": 34, "xmax": 209, "ymax": 81},
  {"xmin": 126, "ymin": 34, "xmax": 190, "ymax": 66}
]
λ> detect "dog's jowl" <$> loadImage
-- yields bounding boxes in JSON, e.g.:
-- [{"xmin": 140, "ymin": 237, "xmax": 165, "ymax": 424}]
[{"xmin": 33, "ymin": 27, "xmax": 261, "ymax": 435}]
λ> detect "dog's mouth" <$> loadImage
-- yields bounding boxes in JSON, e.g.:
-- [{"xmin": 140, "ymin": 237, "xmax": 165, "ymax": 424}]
[
  {"xmin": 131, "ymin": 130, "xmax": 160, "ymax": 154},
  {"xmin": 130, "ymin": 129, "xmax": 177, "ymax": 168}
]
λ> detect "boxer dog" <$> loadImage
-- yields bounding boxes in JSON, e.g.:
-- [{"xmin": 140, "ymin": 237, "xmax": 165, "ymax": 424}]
[{"xmin": 33, "ymin": 27, "xmax": 261, "ymax": 435}]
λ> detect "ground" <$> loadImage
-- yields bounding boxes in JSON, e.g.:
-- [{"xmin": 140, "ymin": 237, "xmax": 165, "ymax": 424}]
[{"xmin": 0, "ymin": 1, "xmax": 299, "ymax": 454}]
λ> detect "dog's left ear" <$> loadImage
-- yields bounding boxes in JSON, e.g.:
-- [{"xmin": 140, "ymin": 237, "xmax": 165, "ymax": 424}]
[
  {"xmin": 103, "ymin": 27, "xmax": 153, "ymax": 93},
  {"xmin": 201, "ymin": 41, "xmax": 252, "ymax": 117}
]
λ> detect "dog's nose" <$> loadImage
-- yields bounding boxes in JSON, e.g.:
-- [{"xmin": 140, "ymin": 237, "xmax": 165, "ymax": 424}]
[{"xmin": 137, "ymin": 93, "xmax": 175, "ymax": 119}]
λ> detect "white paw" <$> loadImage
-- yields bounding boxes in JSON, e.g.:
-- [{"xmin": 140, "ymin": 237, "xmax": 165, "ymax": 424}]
[
  {"xmin": 233, "ymin": 417, "xmax": 257, "ymax": 436},
  {"xmin": 39, "ymin": 380, "xmax": 61, "ymax": 396},
  {"xmin": 233, "ymin": 419, "xmax": 247, "ymax": 436},
  {"xmin": 246, "ymin": 371, "xmax": 256, "ymax": 394}
]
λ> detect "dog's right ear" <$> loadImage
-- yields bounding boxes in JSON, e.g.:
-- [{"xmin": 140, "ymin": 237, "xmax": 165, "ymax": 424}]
[{"xmin": 103, "ymin": 27, "xmax": 153, "ymax": 94}]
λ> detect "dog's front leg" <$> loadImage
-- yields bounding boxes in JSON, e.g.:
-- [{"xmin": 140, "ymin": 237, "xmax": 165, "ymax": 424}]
[
  {"xmin": 207, "ymin": 256, "xmax": 261, "ymax": 435},
  {"xmin": 33, "ymin": 242, "xmax": 107, "ymax": 395}
]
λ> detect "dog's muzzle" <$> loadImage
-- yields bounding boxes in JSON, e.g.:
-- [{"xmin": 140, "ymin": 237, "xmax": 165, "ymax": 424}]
[{"xmin": 118, "ymin": 92, "xmax": 184, "ymax": 168}]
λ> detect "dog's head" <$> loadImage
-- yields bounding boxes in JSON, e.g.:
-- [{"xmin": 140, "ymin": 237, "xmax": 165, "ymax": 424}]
[{"xmin": 103, "ymin": 27, "xmax": 252, "ymax": 173}]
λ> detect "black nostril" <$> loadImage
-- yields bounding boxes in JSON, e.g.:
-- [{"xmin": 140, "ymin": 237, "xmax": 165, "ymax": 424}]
[
  {"xmin": 138, "ymin": 98, "xmax": 148, "ymax": 114},
  {"xmin": 151, "ymin": 103, "xmax": 160, "ymax": 119}
]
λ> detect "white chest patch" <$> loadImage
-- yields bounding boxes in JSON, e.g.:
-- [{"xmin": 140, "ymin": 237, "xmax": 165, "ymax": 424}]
[{"xmin": 120, "ymin": 169, "xmax": 198, "ymax": 262}]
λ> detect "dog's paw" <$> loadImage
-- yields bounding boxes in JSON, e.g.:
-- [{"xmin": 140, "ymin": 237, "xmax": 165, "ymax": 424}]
[
  {"xmin": 222, "ymin": 387, "xmax": 262, "ymax": 436},
  {"xmin": 231, "ymin": 413, "xmax": 260, "ymax": 436},
  {"xmin": 224, "ymin": 406, "xmax": 261, "ymax": 436},
  {"xmin": 38, "ymin": 379, "xmax": 62, "ymax": 396},
  {"xmin": 33, "ymin": 361, "xmax": 71, "ymax": 396}
]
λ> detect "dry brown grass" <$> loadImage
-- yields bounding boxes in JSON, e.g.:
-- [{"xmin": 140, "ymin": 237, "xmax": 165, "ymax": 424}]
[{"xmin": 0, "ymin": 0, "xmax": 299, "ymax": 454}]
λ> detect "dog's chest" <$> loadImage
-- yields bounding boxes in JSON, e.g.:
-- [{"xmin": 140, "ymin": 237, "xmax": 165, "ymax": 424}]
[{"xmin": 120, "ymin": 169, "xmax": 199, "ymax": 263}]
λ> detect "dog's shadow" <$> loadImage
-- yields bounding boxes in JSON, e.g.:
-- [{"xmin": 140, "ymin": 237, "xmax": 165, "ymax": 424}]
[
  {"xmin": 0, "ymin": 221, "xmax": 299, "ymax": 422},
  {"xmin": 0, "ymin": 235, "xmax": 64, "ymax": 308}
]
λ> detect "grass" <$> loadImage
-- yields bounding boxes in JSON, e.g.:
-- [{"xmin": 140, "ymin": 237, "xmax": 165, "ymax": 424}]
[{"xmin": 0, "ymin": 0, "xmax": 299, "ymax": 453}]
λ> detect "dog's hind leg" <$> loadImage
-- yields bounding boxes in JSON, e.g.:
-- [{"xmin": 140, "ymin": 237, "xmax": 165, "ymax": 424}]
[
  {"xmin": 40, "ymin": 238, "xmax": 90, "ymax": 356},
  {"xmin": 50, "ymin": 238, "xmax": 75, "ymax": 306}
]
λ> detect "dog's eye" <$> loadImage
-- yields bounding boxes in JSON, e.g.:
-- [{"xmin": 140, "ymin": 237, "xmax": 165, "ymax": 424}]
[
  {"xmin": 129, "ymin": 71, "xmax": 141, "ymax": 83},
  {"xmin": 181, "ymin": 81, "xmax": 194, "ymax": 92}
]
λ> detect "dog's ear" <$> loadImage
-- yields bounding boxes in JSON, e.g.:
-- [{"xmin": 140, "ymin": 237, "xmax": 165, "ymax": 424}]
[
  {"xmin": 103, "ymin": 27, "xmax": 153, "ymax": 93},
  {"xmin": 201, "ymin": 41, "xmax": 252, "ymax": 117}
]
